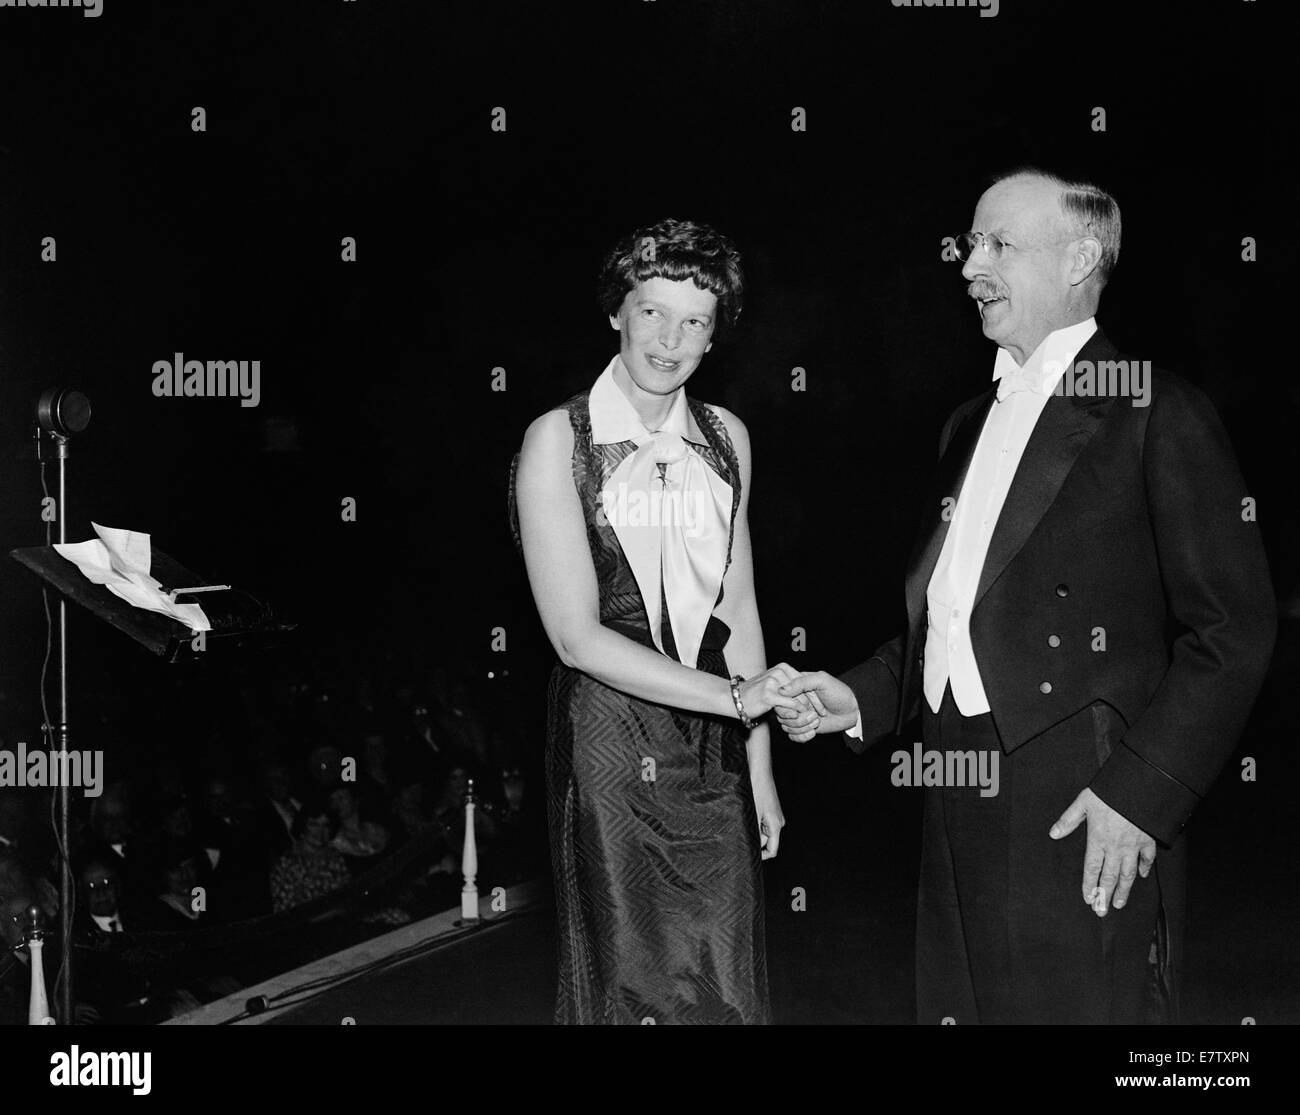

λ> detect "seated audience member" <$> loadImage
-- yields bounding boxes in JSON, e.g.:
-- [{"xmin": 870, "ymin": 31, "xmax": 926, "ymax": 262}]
[
  {"xmin": 360, "ymin": 730, "xmax": 394, "ymax": 795},
  {"xmin": 269, "ymin": 796, "xmax": 352, "ymax": 914},
  {"xmin": 391, "ymin": 775, "xmax": 437, "ymax": 842},
  {"xmin": 82, "ymin": 784, "xmax": 151, "ymax": 898},
  {"xmin": 159, "ymin": 795, "xmax": 196, "ymax": 844},
  {"xmin": 72, "ymin": 860, "xmax": 169, "ymax": 1024},
  {"xmin": 149, "ymin": 796, "xmax": 211, "ymax": 888},
  {"xmin": 431, "ymin": 765, "xmax": 471, "ymax": 830},
  {"xmin": 254, "ymin": 756, "xmax": 301, "ymax": 857},
  {"xmin": 194, "ymin": 776, "xmax": 271, "ymax": 921},
  {"xmin": 355, "ymin": 730, "xmax": 402, "ymax": 828},
  {"xmin": 151, "ymin": 843, "xmax": 210, "ymax": 931},
  {"xmin": 76, "ymin": 860, "xmax": 142, "ymax": 936},
  {"xmin": 194, "ymin": 776, "xmax": 238, "ymax": 872},
  {"xmin": 328, "ymin": 784, "xmax": 389, "ymax": 864}
]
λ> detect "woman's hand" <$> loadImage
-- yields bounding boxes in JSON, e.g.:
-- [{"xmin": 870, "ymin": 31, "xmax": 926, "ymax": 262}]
[{"xmin": 750, "ymin": 770, "xmax": 785, "ymax": 860}]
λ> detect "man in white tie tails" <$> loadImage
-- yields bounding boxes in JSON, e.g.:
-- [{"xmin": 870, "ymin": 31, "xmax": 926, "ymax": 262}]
[{"xmin": 777, "ymin": 168, "xmax": 1276, "ymax": 1023}]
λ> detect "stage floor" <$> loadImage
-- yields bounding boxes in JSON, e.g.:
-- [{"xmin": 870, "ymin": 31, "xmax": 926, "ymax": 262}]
[
  {"xmin": 265, "ymin": 911, "xmax": 557, "ymax": 1026},
  {"xmin": 169, "ymin": 883, "xmax": 556, "ymax": 1026}
]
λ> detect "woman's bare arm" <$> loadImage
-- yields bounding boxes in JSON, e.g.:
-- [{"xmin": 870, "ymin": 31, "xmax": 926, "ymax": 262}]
[
  {"xmin": 711, "ymin": 408, "xmax": 779, "ymax": 773},
  {"xmin": 515, "ymin": 408, "xmax": 796, "ymax": 720}
]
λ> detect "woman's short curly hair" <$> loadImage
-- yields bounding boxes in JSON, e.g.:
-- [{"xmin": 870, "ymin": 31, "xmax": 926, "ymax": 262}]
[{"xmin": 598, "ymin": 218, "xmax": 744, "ymax": 340}]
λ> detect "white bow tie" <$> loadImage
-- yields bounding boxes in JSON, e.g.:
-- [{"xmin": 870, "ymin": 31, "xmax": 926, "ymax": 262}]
[{"xmin": 993, "ymin": 347, "xmax": 1049, "ymax": 401}]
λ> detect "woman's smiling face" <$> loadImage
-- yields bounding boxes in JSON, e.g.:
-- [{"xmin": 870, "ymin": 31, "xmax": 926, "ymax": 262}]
[{"xmin": 610, "ymin": 276, "xmax": 717, "ymax": 398}]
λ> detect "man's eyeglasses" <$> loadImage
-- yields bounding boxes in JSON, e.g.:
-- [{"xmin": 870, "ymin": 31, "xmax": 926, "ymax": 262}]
[{"xmin": 954, "ymin": 231, "xmax": 1011, "ymax": 262}]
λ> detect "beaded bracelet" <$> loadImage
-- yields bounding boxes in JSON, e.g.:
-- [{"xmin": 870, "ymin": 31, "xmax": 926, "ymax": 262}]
[{"xmin": 730, "ymin": 675, "xmax": 759, "ymax": 729}]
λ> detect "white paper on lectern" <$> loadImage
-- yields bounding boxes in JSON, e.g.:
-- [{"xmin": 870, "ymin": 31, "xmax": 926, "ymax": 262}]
[{"xmin": 52, "ymin": 522, "xmax": 212, "ymax": 633}]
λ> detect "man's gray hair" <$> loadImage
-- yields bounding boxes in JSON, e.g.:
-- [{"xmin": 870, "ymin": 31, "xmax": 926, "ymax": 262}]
[{"xmin": 994, "ymin": 166, "xmax": 1122, "ymax": 288}]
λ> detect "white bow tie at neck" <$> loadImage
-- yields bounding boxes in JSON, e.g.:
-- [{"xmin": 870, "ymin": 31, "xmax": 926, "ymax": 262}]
[
  {"xmin": 601, "ymin": 432, "xmax": 732, "ymax": 670},
  {"xmin": 995, "ymin": 347, "xmax": 1073, "ymax": 401},
  {"xmin": 998, "ymin": 373, "xmax": 1036, "ymax": 400}
]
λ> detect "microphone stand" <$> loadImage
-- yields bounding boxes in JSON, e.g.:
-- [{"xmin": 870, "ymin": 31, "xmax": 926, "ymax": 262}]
[
  {"xmin": 51, "ymin": 432, "xmax": 74, "ymax": 1026},
  {"xmin": 37, "ymin": 431, "xmax": 77, "ymax": 1026},
  {"xmin": 34, "ymin": 385, "xmax": 91, "ymax": 1027}
]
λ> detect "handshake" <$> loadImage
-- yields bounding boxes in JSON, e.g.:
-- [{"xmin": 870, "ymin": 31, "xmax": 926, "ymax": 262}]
[{"xmin": 737, "ymin": 663, "xmax": 861, "ymax": 743}]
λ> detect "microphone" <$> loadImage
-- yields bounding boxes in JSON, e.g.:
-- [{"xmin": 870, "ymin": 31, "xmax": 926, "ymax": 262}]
[{"xmin": 37, "ymin": 388, "xmax": 92, "ymax": 438}]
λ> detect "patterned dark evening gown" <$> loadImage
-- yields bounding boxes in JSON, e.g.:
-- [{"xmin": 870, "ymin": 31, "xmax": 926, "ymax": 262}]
[{"xmin": 510, "ymin": 389, "xmax": 770, "ymax": 1025}]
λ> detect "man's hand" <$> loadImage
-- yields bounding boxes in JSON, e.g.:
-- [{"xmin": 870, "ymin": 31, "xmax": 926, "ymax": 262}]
[
  {"xmin": 737, "ymin": 662, "xmax": 817, "ymax": 720},
  {"xmin": 775, "ymin": 671, "xmax": 859, "ymax": 741},
  {"xmin": 1049, "ymin": 787, "xmax": 1157, "ymax": 916}
]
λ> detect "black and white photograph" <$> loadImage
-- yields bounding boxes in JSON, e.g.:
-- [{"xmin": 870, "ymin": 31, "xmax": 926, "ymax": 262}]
[{"xmin": 0, "ymin": 0, "xmax": 1294, "ymax": 1097}]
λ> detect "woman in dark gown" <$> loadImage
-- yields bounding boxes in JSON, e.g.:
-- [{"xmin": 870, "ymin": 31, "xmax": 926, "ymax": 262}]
[{"xmin": 510, "ymin": 218, "xmax": 821, "ymax": 1024}]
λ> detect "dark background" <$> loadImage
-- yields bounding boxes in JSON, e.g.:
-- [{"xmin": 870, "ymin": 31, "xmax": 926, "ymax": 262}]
[{"xmin": 0, "ymin": 0, "xmax": 1294, "ymax": 1022}]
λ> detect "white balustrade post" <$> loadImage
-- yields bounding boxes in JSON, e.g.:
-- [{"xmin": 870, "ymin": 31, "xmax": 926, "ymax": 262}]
[
  {"xmin": 26, "ymin": 906, "xmax": 56, "ymax": 1026},
  {"xmin": 460, "ymin": 779, "xmax": 480, "ymax": 922}
]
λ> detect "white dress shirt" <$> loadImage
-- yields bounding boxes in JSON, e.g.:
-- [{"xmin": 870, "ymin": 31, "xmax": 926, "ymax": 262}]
[{"xmin": 848, "ymin": 317, "xmax": 1097, "ymax": 736}]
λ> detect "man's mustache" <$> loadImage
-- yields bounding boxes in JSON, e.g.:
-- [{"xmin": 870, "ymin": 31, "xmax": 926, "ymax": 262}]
[{"xmin": 967, "ymin": 280, "xmax": 1006, "ymax": 301}]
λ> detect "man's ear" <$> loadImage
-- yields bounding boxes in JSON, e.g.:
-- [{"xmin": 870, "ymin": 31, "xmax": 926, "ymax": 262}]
[
  {"xmin": 609, "ymin": 314, "xmax": 620, "ymax": 331},
  {"xmin": 1070, "ymin": 237, "xmax": 1103, "ymax": 287}
]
